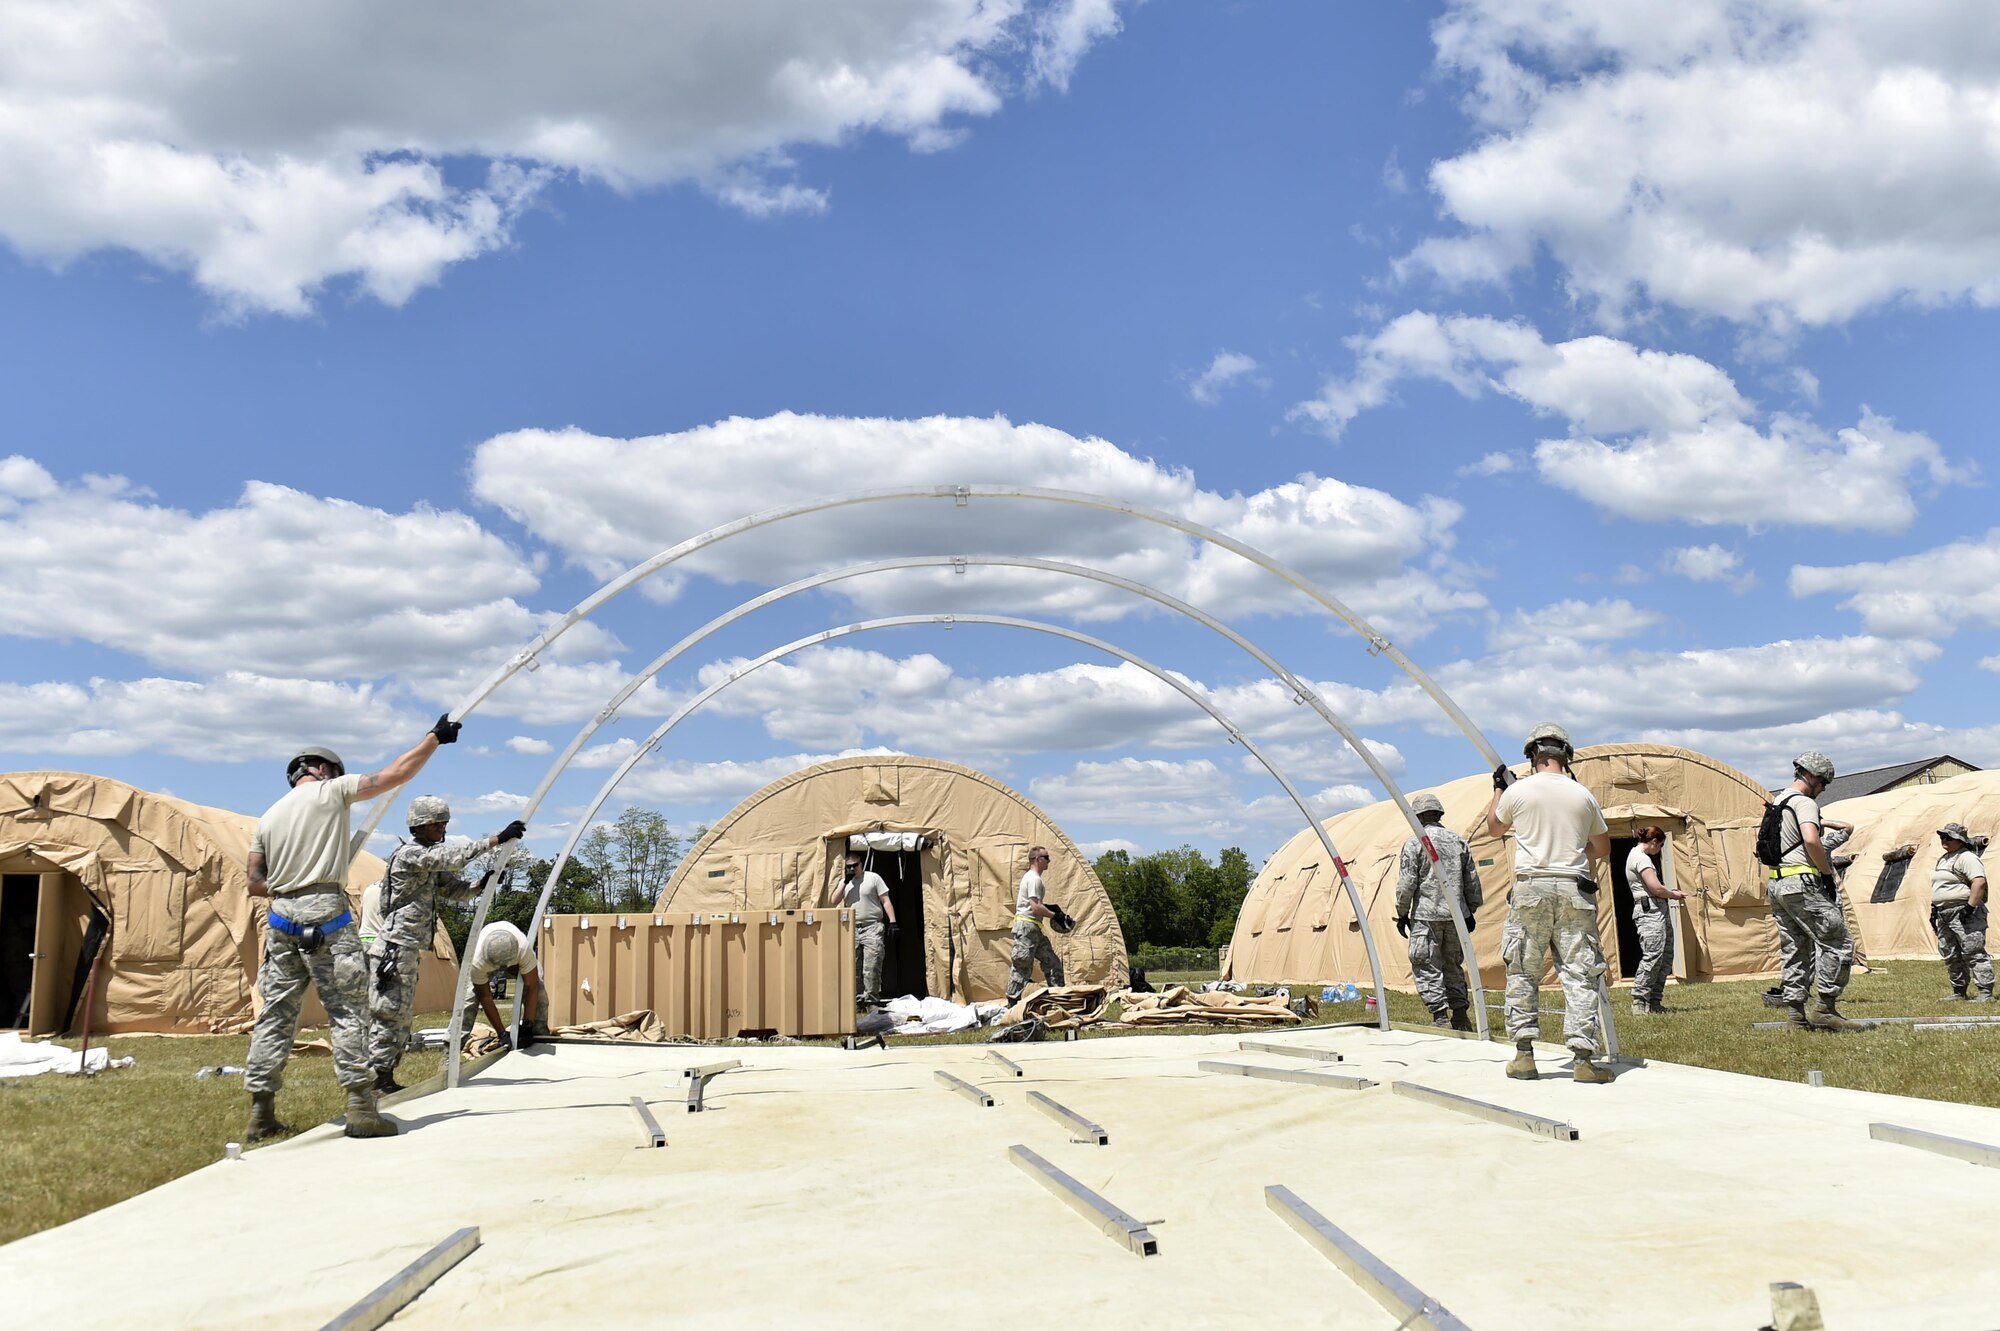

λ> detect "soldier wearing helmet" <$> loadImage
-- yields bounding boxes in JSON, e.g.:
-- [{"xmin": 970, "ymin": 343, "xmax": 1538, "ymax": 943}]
[
  {"xmin": 1767, "ymin": 750, "xmax": 1863, "ymax": 1032},
  {"xmin": 1394, "ymin": 792, "xmax": 1482, "ymax": 1031},
  {"xmin": 241, "ymin": 714, "xmax": 464, "ymax": 1145},
  {"xmin": 1929, "ymin": 822, "xmax": 1991, "ymax": 1004},
  {"xmin": 1486, "ymin": 723, "xmax": 1616, "ymax": 1084},
  {"xmin": 364, "ymin": 795, "xmax": 529, "ymax": 1093}
]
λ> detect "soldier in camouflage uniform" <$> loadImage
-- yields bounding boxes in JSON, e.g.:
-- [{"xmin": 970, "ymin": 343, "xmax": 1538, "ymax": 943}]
[
  {"xmin": 366, "ymin": 796, "xmax": 526, "ymax": 1092},
  {"xmin": 1767, "ymin": 751, "xmax": 1863, "ymax": 1032},
  {"xmin": 1394, "ymin": 793, "xmax": 1482, "ymax": 1031},
  {"xmin": 1930, "ymin": 822, "xmax": 1992, "ymax": 1003},
  {"xmin": 243, "ymin": 716, "xmax": 460, "ymax": 1144},
  {"xmin": 1487, "ymin": 724, "xmax": 1615, "ymax": 1084}
]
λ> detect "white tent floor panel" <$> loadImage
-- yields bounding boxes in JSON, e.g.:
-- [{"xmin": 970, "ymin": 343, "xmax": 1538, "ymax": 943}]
[{"xmin": 4, "ymin": 1029, "xmax": 1997, "ymax": 1328}]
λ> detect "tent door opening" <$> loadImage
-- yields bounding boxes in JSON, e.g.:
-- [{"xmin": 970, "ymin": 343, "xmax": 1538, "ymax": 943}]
[
  {"xmin": 1, "ymin": 873, "xmax": 37, "ymax": 1029},
  {"xmin": 861, "ymin": 849, "xmax": 928, "ymax": 1000},
  {"xmin": 1609, "ymin": 838, "xmax": 1645, "ymax": 980}
]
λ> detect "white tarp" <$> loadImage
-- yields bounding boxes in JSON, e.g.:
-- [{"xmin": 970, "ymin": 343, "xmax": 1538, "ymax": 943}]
[
  {"xmin": 0, "ymin": 1033, "xmax": 127, "ymax": 1078},
  {"xmin": 881, "ymin": 994, "xmax": 1005, "ymax": 1034}
]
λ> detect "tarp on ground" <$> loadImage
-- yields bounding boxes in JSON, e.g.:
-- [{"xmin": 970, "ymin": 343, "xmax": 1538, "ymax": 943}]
[
  {"xmin": 655, "ymin": 755, "xmax": 1127, "ymax": 1003},
  {"xmin": 1224, "ymin": 743, "xmax": 1796, "ymax": 990},
  {"xmin": 0, "ymin": 771, "xmax": 461, "ymax": 1035}
]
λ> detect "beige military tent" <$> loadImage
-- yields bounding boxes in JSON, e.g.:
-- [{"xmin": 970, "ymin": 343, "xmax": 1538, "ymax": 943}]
[
  {"xmin": 0, "ymin": 771, "xmax": 462, "ymax": 1036},
  {"xmin": 1825, "ymin": 768, "xmax": 2000, "ymax": 962},
  {"xmin": 655, "ymin": 755, "xmax": 1126, "ymax": 1002},
  {"xmin": 1225, "ymin": 743, "xmax": 1798, "ymax": 991}
]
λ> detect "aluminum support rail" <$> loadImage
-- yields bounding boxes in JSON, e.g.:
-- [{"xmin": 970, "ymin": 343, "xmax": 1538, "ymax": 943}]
[
  {"xmin": 1868, "ymin": 1122, "xmax": 2000, "ymax": 1170},
  {"xmin": 320, "ymin": 1227, "xmax": 481, "ymax": 1331},
  {"xmin": 935, "ymin": 1070, "xmax": 995, "ymax": 1107},
  {"xmin": 1265, "ymin": 1187, "xmax": 1471, "ymax": 1331},
  {"xmin": 1009, "ymin": 1145, "xmax": 1157, "ymax": 1256},
  {"xmin": 1238, "ymin": 1040, "xmax": 1343, "ymax": 1062},
  {"xmin": 684, "ymin": 1059, "xmax": 741, "ymax": 1113},
  {"xmin": 630, "ymin": 1097, "xmax": 666, "ymax": 1148},
  {"xmin": 511, "ymin": 614, "xmax": 1394, "ymax": 1060},
  {"xmin": 986, "ymin": 1051, "xmax": 1024, "ymax": 1077},
  {"xmin": 1199, "ymin": 1060, "xmax": 1376, "ymax": 1090},
  {"xmin": 1390, "ymin": 1080, "xmax": 1578, "ymax": 1141},
  {"xmin": 1027, "ymin": 1090, "xmax": 1108, "ymax": 1145}
]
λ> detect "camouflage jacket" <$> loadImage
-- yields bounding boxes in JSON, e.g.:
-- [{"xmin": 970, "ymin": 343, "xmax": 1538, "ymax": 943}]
[
  {"xmin": 378, "ymin": 837, "xmax": 487, "ymax": 950},
  {"xmin": 1395, "ymin": 826, "xmax": 1483, "ymax": 922}
]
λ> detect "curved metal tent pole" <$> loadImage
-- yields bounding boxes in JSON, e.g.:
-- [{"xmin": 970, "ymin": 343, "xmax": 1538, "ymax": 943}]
[
  {"xmin": 353, "ymin": 484, "xmax": 1504, "ymax": 853},
  {"xmin": 444, "ymin": 612, "xmax": 1391, "ymax": 1087},
  {"xmin": 495, "ymin": 553, "xmax": 1484, "ymax": 1040}
]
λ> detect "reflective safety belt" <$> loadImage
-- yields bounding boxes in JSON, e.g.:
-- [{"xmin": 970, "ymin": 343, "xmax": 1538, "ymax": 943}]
[{"xmin": 1767, "ymin": 864, "xmax": 1818, "ymax": 880}]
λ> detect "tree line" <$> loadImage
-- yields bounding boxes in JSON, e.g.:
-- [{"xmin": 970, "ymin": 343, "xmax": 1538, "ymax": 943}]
[{"xmin": 1091, "ymin": 844, "xmax": 1253, "ymax": 952}]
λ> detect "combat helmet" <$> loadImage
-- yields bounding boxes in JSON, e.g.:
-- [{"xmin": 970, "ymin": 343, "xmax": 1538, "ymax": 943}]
[
  {"xmin": 1793, "ymin": 750, "xmax": 1836, "ymax": 785},
  {"xmin": 1523, "ymin": 723, "xmax": 1574, "ymax": 766},
  {"xmin": 286, "ymin": 745, "xmax": 345, "ymax": 785},
  {"xmin": 407, "ymin": 795, "xmax": 451, "ymax": 830},
  {"xmin": 1409, "ymin": 793, "xmax": 1446, "ymax": 819}
]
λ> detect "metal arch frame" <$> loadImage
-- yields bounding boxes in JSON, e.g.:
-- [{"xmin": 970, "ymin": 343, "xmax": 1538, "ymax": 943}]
[
  {"xmin": 442, "ymin": 612, "xmax": 1392, "ymax": 1085},
  {"xmin": 494, "ymin": 553, "xmax": 1486, "ymax": 1039},
  {"xmin": 354, "ymin": 483, "xmax": 1505, "ymax": 852}
]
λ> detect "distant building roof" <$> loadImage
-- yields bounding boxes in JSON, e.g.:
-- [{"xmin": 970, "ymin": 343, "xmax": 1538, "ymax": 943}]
[{"xmin": 1808, "ymin": 755, "xmax": 1982, "ymax": 805}]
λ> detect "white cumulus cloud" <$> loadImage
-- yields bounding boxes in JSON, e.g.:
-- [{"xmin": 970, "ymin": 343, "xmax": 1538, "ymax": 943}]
[
  {"xmin": 1412, "ymin": 0, "xmax": 2000, "ymax": 330},
  {"xmin": 0, "ymin": 1, "xmax": 1128, "ymax": 314},
  {"xmin": 1187, "ymin": 350, "xmax": 1262, "ymax": 406},
  {"xmin": 1792, "ymin": 530, "xmax": 2000, "ymax": 635},
  {"xmin": 1294, "ymin": 312, "xmax": 1964, "ymax": 531},
  {"xmin": 1663, "ymin": 544, "xmax": 1756, "ymax": 593}
]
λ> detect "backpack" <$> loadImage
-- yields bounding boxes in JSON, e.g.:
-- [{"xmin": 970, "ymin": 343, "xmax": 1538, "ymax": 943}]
[{"xmin": 1756, "ymin": 793, "xmax": 1802, "ymax": 868}]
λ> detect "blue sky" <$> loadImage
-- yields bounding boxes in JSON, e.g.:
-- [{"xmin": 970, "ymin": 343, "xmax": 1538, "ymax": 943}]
[{"xmin": 2, "ymin": 1, "xmax": 1996, "ymax": 861}]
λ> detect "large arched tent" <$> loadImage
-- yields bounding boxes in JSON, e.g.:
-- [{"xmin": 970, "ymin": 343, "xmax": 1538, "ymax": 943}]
[
  {"xmin": 1225, "ymin": 744, "xmax": 1802, "ymax": 991},
  {"xmin": 655, "ymin": 755, "xmax": 1126, "ymax": 1002},
  {"xmin": 1825, "ymin": 769, "xmax": 2000, "ymax": 961},
  {"xmin": 0, "ymin": 771, "xmax": 462, "ymax": 1036}
]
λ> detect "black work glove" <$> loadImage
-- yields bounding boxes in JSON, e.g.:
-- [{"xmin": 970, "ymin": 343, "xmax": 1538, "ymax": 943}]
[
  {"xmin": 430, "ymin": 713, "xmax": 462, "ymax": 745},
  {"xmin": 1493, "ymin": 763, "xmax": 1515, "ymax": 791},
  {"xmin": 517, "ymin": 1026, "xmax": 538, "ymax": 1050},
  {"xmin": 486, "ymin": 1029, "xmax": 512, "ymax": 1052},
  {"xmin": 1395, "ymin": 915, "xmax": 1411, "ymax": 939},
  {"xmin": 1462, "ymin": 913, "xmax": 1477, "ymax": 935},
  {"xmin": 885, "ymin": 921, "xmax": 900, "ymax": 940},
  {"xmin": 496, "ymin": 819, "xmax": 527, "ymax": 844}
]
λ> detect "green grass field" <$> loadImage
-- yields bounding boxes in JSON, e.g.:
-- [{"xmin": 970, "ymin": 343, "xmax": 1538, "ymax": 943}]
[{"xmin": 3, "ymin": 962, "xmax": 1996, "ymax": 1247}]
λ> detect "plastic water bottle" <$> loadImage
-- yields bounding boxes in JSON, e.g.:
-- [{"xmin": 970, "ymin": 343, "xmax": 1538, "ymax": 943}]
[{"xmin": 194, "ymin": 1065, "xmax": 244, "ymax": 1081}]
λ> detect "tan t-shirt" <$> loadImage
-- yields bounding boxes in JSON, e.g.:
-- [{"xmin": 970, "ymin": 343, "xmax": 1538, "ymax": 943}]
[
  {"xmin": 468, "ymin": 922, "xmax": 539, "ymax": 986},
  {"xmin": 250, "ymin": 774, "xmax": 364, "ymax": 894},
  {"xmin": 1495, "ymin": 772, "xmax": 1607, "ymax": 879},
  {"xmin": 1931, "ymin": 849, "xmax": 1986, "ymax": 905},
  {"xmin": 1015, "ymin": 867, "xmax": 1046, "ymax": 916},
  {"xmin": 1773, "ymin": 792, "xmax": 1821, "ymax": 869}
]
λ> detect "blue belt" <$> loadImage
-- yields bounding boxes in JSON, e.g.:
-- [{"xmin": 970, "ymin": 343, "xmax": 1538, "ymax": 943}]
[{"xmin": 268, "ymin": 910, "xmax": 353, "ymax": 937}]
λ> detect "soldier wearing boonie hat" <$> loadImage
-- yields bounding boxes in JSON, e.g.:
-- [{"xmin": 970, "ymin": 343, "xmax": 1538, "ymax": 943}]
[{"xmin": 1931, "ymin": 822, "xmax": 1992, "ymax": 1003}]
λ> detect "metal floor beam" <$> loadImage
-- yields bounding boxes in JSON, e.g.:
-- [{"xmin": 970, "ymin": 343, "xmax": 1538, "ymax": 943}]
[
  {"xmin": 1027, "ymin": 1090, "xmax": 1108, "ymax": 1145},
  {"xmin": 1265, "ymin": 1186, "xmax": 1470, "ymax": 1331},
  {"xmin": 1868, "ymin": 1121, "xmax": 2000, "ymax": 1170},
  {"xmin": 320, "ymin": 1227, "xmax": 481, "ymax": 1331},
  {"xmin": 1199, "ymin": 1060, "xmax": 1376, "ymax": 1090},
  {"xmin": 1009, "ymin": 1145, "xmax": 1157, "ymax": 1257},
  {"xmin": 1238, "ymin": 1039, "xmax": 1343, "ymax": 1062},
  {"xmin": 630, "ymin": 1097, "xmax": 666, "ymax": 1148},
  {"xmin": 935, "ymin": 1070, "xmax": 995, "ymax": 1107},
  {"xmin": 1390, "ymin": 1080, "xmax": 1578, "ymax": 1141}
]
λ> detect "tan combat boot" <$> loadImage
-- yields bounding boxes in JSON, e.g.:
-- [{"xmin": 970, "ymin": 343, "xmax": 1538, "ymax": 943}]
[
  {"xmin": 244, "ymin": 1092, "xmax": 293, "ymax": 1143},
  {"xmin": 1505, "ymin": 1039, "xmax": 1537, "ymax": 1080},
  {"xmin": 1571, "ymin": 1054, "xmax": 1614, "ymax": 1084},
  {"xmin": 342, "ymin": 1087, "xmax": 401, "ymax": 1139},
  {"xmin": 1784, "ymin": 1000, "xmax": 1813, "ymax": 1031},
  {"xmin": 1806, "ymin": 996, "xmax": 1865, "ymax": 1032}
]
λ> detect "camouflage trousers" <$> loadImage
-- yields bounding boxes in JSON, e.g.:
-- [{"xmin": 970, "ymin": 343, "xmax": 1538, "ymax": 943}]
[
  {"xmin": 1770, "ymin": 878, "xmax": 1852, "ymax": 1003},
  {"xmin": 245, "ymin": 888, "xmax": 371, "ymax": 1094},
  {"xmin": 1008, "ymin": 920, "xmax": 1064, "ymax": 1004},
  {"xmin": 1630, "ymin": 903, "xmax": 1674, "ymax": 1007},
  {"xmin": 366, "ymin": 942, "xmax": 423, "ymax": 1073},
  {"xmin": 1502, "ymin": 877, "xmax": 1606, "ymax": 1056},
  {"xmin": 1407, "ymin": 919, "xmax": 1470, "ymax": 1018},
  {"xmin": 1932, "ymin": 902, "xmax": 1994, "ymax": 992},
  {"xmin": 854, "ymin": 919, "xmax": 886, "ymax": 1007}
]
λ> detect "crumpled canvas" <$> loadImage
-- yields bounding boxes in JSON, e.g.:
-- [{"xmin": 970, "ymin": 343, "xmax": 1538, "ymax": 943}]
[
  {"xmin": 0, "ymin": 1035, "xmax": 123, "ymax": 1078},
  {"xmin": 997, "ymin": 984, "xmax": 1111, "ymax": 1030},
  {"xmin": 1110, "ymin": 985, "xmax": 1301, "ymax": 1027}
]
